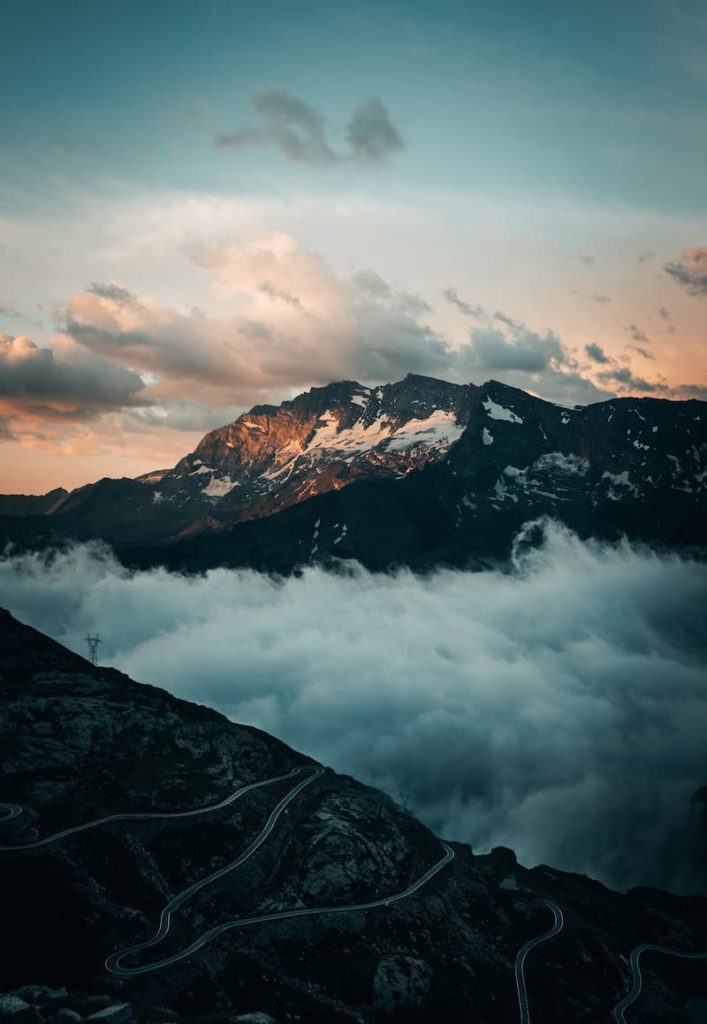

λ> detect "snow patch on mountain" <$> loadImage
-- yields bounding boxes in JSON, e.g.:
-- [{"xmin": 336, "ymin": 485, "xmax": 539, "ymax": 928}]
[
  {"xmin": 483, "ymin": 396, "xmax": 523, "ymax": 424},
  {"xmin": 602, "ymin": 470, "xmax": 639, "ymax": 500},
  {"xmin": 203, "ymin": 474, "xmax": 239, "ymax": 498},
  {"xmin": 306, "ymin": 409, "xmax": 463, "ymax": 460}
]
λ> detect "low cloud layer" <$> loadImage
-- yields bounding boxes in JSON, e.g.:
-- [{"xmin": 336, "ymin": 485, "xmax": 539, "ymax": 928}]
[
  {"xmin": 2, "ymin": 521, "xmax": 706, "ymax": 894},
  {"xmin": 216, "ymin": 89, "xmax": 404, "ymax": 167}
]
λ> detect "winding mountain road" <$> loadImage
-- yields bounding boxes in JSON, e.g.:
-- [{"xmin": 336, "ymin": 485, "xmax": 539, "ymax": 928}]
[
  {"xmin": 0, "ymin": 766, "xmax": 315, "ymax": 852},
  {"xmin": 105, "ymin": 764, "xmax": 325, "ymax": 974},
  {"xmin": 106, "ymin": 840, "xmax": 456, "ymax": 976},
  {"xmin": 514, "ymin": 900, "xmax": 564, "ymax": 1024},
  {"xmin": 612, "ymin": 943, "xmax": 707, "ymax": 1023},
  {"xmin": 1, "ymin": 766, "xmax": 455, "ymax": 977}
]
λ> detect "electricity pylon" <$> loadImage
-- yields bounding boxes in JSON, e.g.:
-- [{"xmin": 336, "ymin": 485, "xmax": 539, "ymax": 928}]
[{"xmin": 85, "ymin": 634, "xmax": 101, "ymax": 666}]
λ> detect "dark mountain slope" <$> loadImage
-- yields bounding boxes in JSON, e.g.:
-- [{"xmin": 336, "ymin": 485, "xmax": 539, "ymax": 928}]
[
  {"xmin": 0, "ymin": 488, "xmax": 68, "ymax": 517},
  {"xmin": 0, "ymin": 610, "xmax": 705, "ymax": 1023}
]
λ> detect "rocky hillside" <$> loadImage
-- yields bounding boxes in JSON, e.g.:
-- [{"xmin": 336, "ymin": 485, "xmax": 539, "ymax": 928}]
[
  {"xmin": 1, "ymin": 609, "xmax": 706, "ymax": 1023},
  {"xmin": 0, "ymin": 375, "xmax": 705, "ymax": 572}
]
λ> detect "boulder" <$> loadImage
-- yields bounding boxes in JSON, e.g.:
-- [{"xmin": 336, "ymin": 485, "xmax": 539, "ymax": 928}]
[{"xmin": 372, "ymin": 955, "xmax": 432, "ymax": 1014}]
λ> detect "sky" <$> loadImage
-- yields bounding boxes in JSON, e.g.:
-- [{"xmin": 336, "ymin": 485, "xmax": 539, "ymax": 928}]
[{"xmin": 1, "ymin": 0, "xmax": 706, "ymax": 492}]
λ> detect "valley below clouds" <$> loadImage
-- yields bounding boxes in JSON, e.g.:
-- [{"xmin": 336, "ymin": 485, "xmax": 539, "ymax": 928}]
[{"xmin": 2, "ymin": 519, "xmax": 706, "ymax": 895}]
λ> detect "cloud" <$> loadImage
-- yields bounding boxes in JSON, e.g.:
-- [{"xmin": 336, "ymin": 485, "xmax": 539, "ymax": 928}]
[
  {"xmin": 463, "ymin": 324, "xmax": 564, "ymax": 373},
  {"xmin": 53, "ymin": 235, "xmax": 691, "ymax": 446},
  {"xmin": 658, "ymin": 306, "xmax": 676, "ymax": 334},
  {"xmin": 585, "ymin": 342, "xmax": 610, "ymax": 364},
  {"xmin": 216, "ymin": 89, "xmax": 404, "ymax": 167},
  {"xmin": 664, "ymin": 246, "xmax": 707, "ymax": 296},
  {"xmin": 626, "ymin": 323, "xmax": 650, "ymax": 344},
  {"xmin": 441, "ymin": 297, "xmax": 608, "ymax": 403},
  {"xmin": 0, "ymin": 332, "xmax": 146, "ymax": 433},
  {"xmin": 443, "ymin": 288, "xmax": 483, "ymax": 318},
  {"xmin": 590, "ymin": 293, "xmax": 611, "ymax": 304},
  {"xmin": 597, "ymin": 365, "xmax": 668, "ymax": 394},
  {"xmin": 627, "ymin": 345, "xmax": 655, "ymax": 361},
  {"xmin": 62, "ymin": 237, "xmax": 450, "ymax": 405},
  {"xmin": 3, "ymin": 522, "xmax": 706, "ymax": 895},
  {"xmin": 0, "ymin": 305, "xmax": 43, "ymax": 330},
  {"xmin": 344, "ymin": 98, "xmax": 405, "ymax": 165},
  {"xmin": 455, "ymin": 311, "xmax": 611, "ymax": 404}
]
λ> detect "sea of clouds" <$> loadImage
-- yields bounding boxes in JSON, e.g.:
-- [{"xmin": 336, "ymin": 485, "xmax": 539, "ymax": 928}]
[{"xmin": 1, "ymin": 520, "xmax": 706, "ymax": 894}]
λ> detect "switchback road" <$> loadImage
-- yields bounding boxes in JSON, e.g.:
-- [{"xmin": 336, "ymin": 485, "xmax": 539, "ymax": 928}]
[
  {"xmin": 0, "ymin": 768, "xmax": 454, "ymax": 977},
  {"xmin": 106, "ymin": 840, "xmax": 455, "ymax": 976},
  {"xmin": 612, "ymin": 942, "xmax": 707, "ymax": 1023},
  {"xmin": 514, "ymin": 900, "xmax": 564, "ymax": 1024},
  {"xmin": 0, "ymin": 766, "xmax": 315, "ymax": 852}
]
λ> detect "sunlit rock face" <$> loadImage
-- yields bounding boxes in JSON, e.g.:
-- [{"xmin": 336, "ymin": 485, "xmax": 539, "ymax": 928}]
[
  {"xmin": 0, "ymin": 373, "xmax": 705, "ymax": 569},
  {"xmin": 167, "ymin": 374, "xmax": 472, "ymax": 528}
]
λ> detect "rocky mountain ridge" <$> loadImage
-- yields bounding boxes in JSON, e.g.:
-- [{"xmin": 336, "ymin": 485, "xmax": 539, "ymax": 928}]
[
  {"xmin": 1, "ymin": 610, "xmax": 706, "ymax": 1023},
  {"xmin": 1, "ymin": 374, "xmax": 705, "ymax": 572}
]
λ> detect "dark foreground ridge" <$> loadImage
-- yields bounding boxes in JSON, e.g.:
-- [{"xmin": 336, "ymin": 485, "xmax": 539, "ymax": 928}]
[
  {"xmin": 1, "ymin": 374, "xmax": 705, "ymax": 573},
  {"xmin": 0, "ymin": 609, "xmax": 706, "ymax": 1023}
]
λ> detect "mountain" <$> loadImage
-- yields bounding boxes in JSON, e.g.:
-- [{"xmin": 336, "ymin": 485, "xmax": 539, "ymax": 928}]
[
  {"xmin": 1, "ymin": 609, "xmax": 706, "ymax": 1024},
  {"xmin": 1, "ymin": 374, "xmax": 705, "ymax": 572},
  {"xmin": 0, "ymin": 488, "xmax": 68, "ymax": 518}
]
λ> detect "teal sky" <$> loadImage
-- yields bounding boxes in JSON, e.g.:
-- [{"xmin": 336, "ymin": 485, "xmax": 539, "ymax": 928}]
[
  {"xmin": 1, "ymin": 0, "xmax": 706, "ymax": 491},
  {"xmin": 3, "ymin": 0, "xmax": 707, "ymax": 208}
]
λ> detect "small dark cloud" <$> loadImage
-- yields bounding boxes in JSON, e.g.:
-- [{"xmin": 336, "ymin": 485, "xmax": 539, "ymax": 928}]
[
  {"xmin": 0, "ymin": 305, "xmax": 43, "ymax": 329},
  {"xmin": 216, "ymin": 88, "xmax": 404, "ymax": 167},
  {"xmin": 354, "ymin": 271, "xmax": 430, "ymax": 317},
  {"xmin": 626, "ymin": 323, "xmax": 650, "ymax": 344},
  {"xmin": 585, "ymin": 342, "xmax": 610, "ymax": 364},
  {"xmin": 637, "ymin": 251, "xmax": 656, "ymax": 265},
  {"xmin": 257, "ymin": 281, "xmax": 303, "ymax": 308},
  {"xmin": 664, "ymin": 247, "xmax": 707, "ymax": 296},
  {"xmin": 88, "ymin": 282, "xmax": 135, "ymax": 303},
  {"xmin": 354, "ymin": 270, "xmax": 392, "ymax": 299},
  {"xmin": 464, "ymin": 325, "xmax": 563, "ymax": 373},
  {"xmin": 598, "ymin": 365, "xmax": 667, "ymax": 394},
  {"xmin": 627, "ymin": 345, "xmax": 655, "ymax": 361},
  {"xmin": 578, "ymin": 255, "xmax": 595, "ymax": 265},
  {"xmin": 657, "ymin": 306, "xmax": 675, "ymax": 334},
  {"xmin": 590, "ymin": 293, "xmax": 611, "ymax": 304},
  {"xmin": 443, "ymin": 288, "xmax": 483, "ymax": 318},
  {"xmin": 345, "ymin": 98, "xmax": 404, "ymax": 165},
  {"xmin": 678, "ymin": 384, "xmax": 707, "ymax": 400}
]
